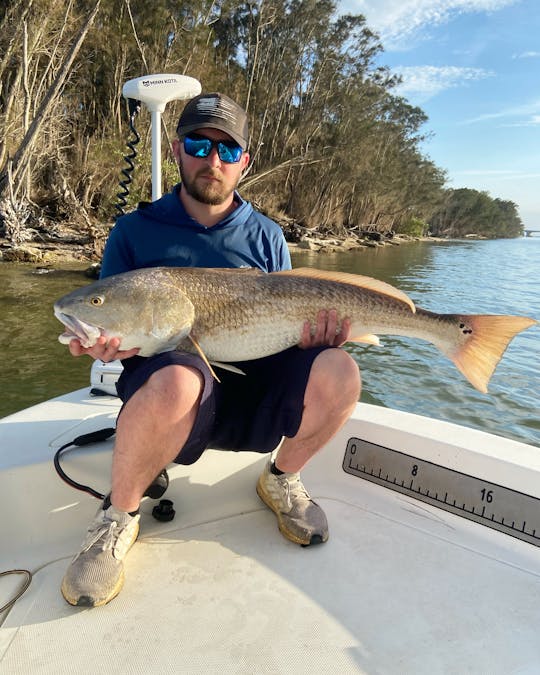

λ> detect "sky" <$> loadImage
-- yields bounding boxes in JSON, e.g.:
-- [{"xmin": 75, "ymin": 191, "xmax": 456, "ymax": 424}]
[{"xmin": 336, "ymin": 0, "xmax": 540, "ymax": 230}]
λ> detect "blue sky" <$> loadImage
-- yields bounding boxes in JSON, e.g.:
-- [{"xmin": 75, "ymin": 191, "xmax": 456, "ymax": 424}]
[{"xmin": 336, "ymin": 0, "xmax": 540, "ymax": 229}]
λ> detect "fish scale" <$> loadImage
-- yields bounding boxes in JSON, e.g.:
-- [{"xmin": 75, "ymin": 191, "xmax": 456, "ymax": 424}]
[{"xmin": 183, "ymin": 273, "xmax": 403, "ymax": 361}]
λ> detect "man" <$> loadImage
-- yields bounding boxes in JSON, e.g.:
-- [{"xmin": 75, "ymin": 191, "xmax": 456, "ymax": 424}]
[{"xmin": 61, "ymin": 93, "xmax": 361, "ymax": 607}]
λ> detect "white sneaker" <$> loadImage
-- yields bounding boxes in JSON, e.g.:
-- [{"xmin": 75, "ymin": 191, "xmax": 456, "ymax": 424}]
[
  {"xmin": 61, "ymin": 503, "xmax": 140, "ymax": 607},
  {"xmin": 256, "ymin": 460, "xmax": 328, "ymax": 546}
]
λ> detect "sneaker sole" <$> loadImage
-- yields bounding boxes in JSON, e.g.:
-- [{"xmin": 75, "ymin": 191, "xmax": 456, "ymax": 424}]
[
  {"xmin": 256, "ymin": 477, "xmax": 327, "ymax": 546},
  {"xmin": 61, "ymin": 521, "xmax": 140, "ymax": 607}
]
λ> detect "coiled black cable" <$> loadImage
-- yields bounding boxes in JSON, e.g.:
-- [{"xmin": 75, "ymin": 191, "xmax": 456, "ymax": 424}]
[{"xmin": 115, "ymin": 98, "xmax": 141, "ymax": 218}]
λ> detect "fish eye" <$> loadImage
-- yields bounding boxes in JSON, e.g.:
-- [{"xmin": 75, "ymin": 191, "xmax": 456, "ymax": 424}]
[{"xmin": 90, "ymin": 296, "xmax": 104, "ymax": 306}]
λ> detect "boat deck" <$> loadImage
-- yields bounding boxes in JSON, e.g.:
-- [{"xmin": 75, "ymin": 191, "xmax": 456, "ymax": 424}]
[{"xmin": 1, "ymin": 393, "xmax": 540, "ymax": 673}]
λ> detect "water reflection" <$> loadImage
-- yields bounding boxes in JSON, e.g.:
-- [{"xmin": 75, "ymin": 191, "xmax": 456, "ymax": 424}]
[{"xmin": 0, "ymin": 265, "xmax": 92, "ymax": 418}]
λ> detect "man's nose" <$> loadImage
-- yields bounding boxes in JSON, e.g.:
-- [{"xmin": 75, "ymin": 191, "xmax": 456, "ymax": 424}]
[{"xmin": 206, "ymin": 146, "xmax": 222, "ymax": 167}]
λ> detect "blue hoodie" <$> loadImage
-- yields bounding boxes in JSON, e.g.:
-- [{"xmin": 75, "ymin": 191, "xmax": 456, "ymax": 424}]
[{"xmin": 101, "ymin": 185, "xmax": 291, "ymax": 278}]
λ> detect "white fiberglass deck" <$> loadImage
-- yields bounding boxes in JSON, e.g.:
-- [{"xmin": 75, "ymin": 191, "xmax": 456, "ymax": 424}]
[{"xmin": 1, "ymin": 393, "xmax": 540, "ymax": 674}]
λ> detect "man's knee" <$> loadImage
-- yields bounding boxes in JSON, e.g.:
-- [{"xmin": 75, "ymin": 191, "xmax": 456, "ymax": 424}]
[
  {"xmin": 136, "ymin": 364, "xmax": 204, "ymax": 411},
  {"xmin": 308, "ymin": 349, "xmax": 361, "ymax": 408}
]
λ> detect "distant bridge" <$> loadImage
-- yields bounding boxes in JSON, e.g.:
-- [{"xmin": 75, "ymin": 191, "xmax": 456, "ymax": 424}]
[{"xmin": 524, "ymin": 230, "xmax": 540, "ymax": 237}]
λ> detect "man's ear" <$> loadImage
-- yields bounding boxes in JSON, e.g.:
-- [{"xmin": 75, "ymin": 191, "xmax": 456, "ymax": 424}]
[
  {"xmin": 172, "ymin": 138, "xmax": 182, "ymax": 162},
  {"xmin": 241, "ymin": 152, "xmax": 250, "ymax": 171}
]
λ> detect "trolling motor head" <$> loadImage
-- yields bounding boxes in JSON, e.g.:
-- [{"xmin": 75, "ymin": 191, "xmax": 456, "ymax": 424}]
[
  {"xmin": 120, "ymin": 73, "xmax": 202, "ymax": 202},
  {"xmin": 122, "ymin": 74, "xmax": 201, "ymax": 113}
]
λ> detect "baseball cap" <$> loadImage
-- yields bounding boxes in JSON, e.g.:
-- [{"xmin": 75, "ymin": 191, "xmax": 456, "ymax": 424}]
[{"xmin": 176, "ymin": 93, "xmax": 249, "ymax": 150}]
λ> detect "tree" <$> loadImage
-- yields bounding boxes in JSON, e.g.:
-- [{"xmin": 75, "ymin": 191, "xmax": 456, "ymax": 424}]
[
  {"xmin": 0, "ymin": 0, "xmax": 522, "ymax": 247},
  {"xmin": 430, "ymin": 188, "xmax": 523, "ymax": 239}
]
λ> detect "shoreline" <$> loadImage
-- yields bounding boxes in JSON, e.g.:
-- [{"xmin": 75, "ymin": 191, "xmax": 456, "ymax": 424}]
[
  {"xmin": 286, "ymin": 233, "xmax": 447, "ymax": 255},
  {"xmin": 0, "ymin": 231, "xmax": 450, "ymax": 267}
]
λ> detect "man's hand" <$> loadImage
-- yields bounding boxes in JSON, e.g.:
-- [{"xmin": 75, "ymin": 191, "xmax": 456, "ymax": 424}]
[
  {"xmin": 68, "ymin": 336, "xmax": 140, "ymax": 362},
  {"xmin": 299, "ymin": 309, "xmax": 351, "ymax": 349}
]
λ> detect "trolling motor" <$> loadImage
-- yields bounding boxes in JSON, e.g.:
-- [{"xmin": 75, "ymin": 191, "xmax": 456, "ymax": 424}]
[
  {"xmin": 57, "ymin": 74, "xmax": 202, "ymax": 518},
  {"xmin": 116, "ymin": 73, "xmax": 201, "ymax": 209}
]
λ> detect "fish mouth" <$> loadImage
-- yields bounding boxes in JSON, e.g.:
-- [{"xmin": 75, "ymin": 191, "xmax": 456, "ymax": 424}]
[{"xmin": 54, "ymin": 308, "xmax": 103, "ymax": 347}]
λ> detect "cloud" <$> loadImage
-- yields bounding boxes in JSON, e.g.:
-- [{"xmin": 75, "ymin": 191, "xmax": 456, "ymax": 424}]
[
  {"xmin": 464, "ymin": 99, "xmax": 540, "ymax": 125},
  {"xmin": 500, "ymin": 115, "xmax": 540, "ymax": 128},
  {"xmin": 392, "ymin": 65, "xmax": 493, "ymax": 101},
  {"xmin": 512, "ymin": 51, "xmax": 540, "ymax": 59},
  {"xmin": 339, "ymin": 0, "xmax": 519, "ymax": 49}
]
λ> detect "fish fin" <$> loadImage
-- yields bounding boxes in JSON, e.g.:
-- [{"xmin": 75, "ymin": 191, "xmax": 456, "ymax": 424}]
[
  {"xmin": 208, "ymin": 267, "xmax": 264, "ymax": 275},
  {"xmin": 446, "ymin": 315, "xmax": 537, "ymax": 393},
  {"xmin": 188, "ymin": 335, "xmax": 221, "ymax": 383},
  {"xmin": 349, "ymin": 333, "xmax": 381, "ymax": 346},
  {"xmin": 210, "ymin": 361, "xmax": 246, "ymax": 376},
  {"xmin": 274, "ymin": 267, "xmax": 415, "ymax": 313}
]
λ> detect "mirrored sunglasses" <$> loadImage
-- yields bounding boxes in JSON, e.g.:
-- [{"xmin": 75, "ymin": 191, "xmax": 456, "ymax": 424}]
[{"xmin": 182, "ymin": 133, "xmax": 243, "ymax": 164}]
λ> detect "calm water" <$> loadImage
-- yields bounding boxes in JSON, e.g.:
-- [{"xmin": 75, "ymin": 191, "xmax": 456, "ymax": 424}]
[{"xmin": 1, "ymin": 238, "xmax": 539, "ymax": 447}]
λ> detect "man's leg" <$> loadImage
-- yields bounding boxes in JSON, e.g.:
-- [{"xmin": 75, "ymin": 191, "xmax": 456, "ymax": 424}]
[
  {"xmin": 61, "ymin": 365, "xmax": 204, "ymax": 607},
  {"xmin": 257, "ymin": 349, "xmax": 360, "ymax": 545},
  {"xmin": 111, "ymin": 365, "xmax": 204, "ymax": 512},
  {"xmin": 274, "ymin": 349, "xmax": 361, "ymax": 472}
]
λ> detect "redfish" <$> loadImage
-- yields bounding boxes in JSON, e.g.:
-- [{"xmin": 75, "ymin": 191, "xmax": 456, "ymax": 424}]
[{"xmin": 54, "ymin": 267, "xmax": 537, "ymax": 393}]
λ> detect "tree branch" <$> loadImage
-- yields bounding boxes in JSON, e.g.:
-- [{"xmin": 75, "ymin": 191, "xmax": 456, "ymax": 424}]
[{"xmin": 0, "ymin": 0, "xmax": 102, "ymax": 198}]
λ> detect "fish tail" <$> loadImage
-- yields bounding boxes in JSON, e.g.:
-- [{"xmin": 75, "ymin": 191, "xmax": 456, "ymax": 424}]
[{"xmin": 445, "ymin": 315, "xmax": 537, "ymax": 393}]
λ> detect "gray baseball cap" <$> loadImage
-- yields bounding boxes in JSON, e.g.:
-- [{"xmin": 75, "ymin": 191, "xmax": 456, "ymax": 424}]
[{"xmin": 176, "ymin": 93, "xmax": 249, "ymax": 150}]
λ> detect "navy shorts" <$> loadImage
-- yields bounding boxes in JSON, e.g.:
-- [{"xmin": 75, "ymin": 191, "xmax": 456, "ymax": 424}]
[{"xmin": 116, "ymin": 346, "xmax": 334, "ymax": 465}]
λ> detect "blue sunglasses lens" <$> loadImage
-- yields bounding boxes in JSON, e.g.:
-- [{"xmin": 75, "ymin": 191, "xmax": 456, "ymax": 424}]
[
  {"xmin": 183, "ymin": 135, "xmax": 243, "ymax": 163},
  {"xmin": 218, "ymin": 142, "xmax": 243, "ymax": 163}
]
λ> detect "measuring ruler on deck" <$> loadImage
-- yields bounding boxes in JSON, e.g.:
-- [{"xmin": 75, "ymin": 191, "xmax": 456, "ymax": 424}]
[{"xmin": 343, "ymin": 437, "xmax": 540, "ymax": 547}]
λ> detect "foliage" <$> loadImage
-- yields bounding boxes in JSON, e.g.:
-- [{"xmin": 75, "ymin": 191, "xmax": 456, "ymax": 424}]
[
  {"xmin": 0, "ymin": 0, "xmax": 523, "ymax": 245},
  {"xmin": 395, "ymin": 216, "xmax": 428, "ymax": 238},
  {"xmin": 429, "ymin": 188, "xmax": 523, "ymax": 239}
]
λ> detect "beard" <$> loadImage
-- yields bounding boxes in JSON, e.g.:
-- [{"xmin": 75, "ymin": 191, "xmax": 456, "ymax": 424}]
[{"xmin": 179, "ymin": 164, "xmax": 237, "ymax": 206}]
